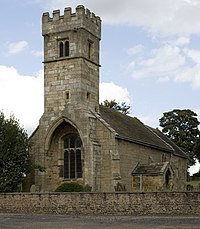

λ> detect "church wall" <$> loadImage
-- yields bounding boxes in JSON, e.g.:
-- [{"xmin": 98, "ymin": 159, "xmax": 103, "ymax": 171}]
[
  {"xmin": 132, "ymin": 175, "xmax": 165, "ymax": 192},
  {"xmin": 29, "ymin": 112, "xmax": 99, "ymax": 192},
  {"xmin": 29, "ymin": 127, "xmax": 46, "ymax": 192},
  {"xmin": 95, "ymin": 119, "xmax": 117, "ymax": 192},
  {"xmin": 117, "ymin": 139, "xmax": 187, "ymax": 191},
  {"xmin": 169, "ymin": 154, "xmax": 187, "ymax": 191}
]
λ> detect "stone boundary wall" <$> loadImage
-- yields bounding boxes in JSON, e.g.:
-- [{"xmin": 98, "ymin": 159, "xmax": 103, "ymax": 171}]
[{"xmin": 0, "ymin": 192, "xmax": 200, "ymax": 215}]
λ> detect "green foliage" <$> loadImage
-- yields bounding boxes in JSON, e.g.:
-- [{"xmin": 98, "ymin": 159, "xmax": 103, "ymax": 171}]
[
  {"xmin": 55, "ymin": 182, "xmax": 84, "ymax": 192},
  {"xmin": 0, "ymin": 112, "xmax": 30, "ymax": 192},
  {"xmin": 101, "ymin": 99, "xmax": 131, "ymax": 115},
  {"xmin": 193, "ymin": 137, "xmax": 200, "ymax": 162},
  {"xmin": 83, "ymin": 184, "xmax": 92, "ymax": 192},
  {"xmin": 159, "ymin": 109, "xmax": 200, "ymax": 165},
  {"xmin": 187, "ymin": 180, "xmax": 200, "ymax": 187}
]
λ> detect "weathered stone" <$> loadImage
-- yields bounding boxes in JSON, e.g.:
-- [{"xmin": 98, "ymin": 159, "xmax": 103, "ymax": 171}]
[
  {"xmin": 28, "ymin": 5, "xmax": 187, "ymax": 193},
  {"xmin": 0, "ymin": 192, "xmax": 200, "ymax": 215}
]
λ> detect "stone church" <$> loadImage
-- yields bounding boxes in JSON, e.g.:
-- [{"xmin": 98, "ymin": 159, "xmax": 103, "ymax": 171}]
[{"xmin": 29, "ymin": 5, "xmax": 187, "ymax": 192}]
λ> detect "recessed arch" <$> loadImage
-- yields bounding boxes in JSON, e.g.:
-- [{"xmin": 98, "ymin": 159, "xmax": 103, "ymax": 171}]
[{"xmin": 44, "ymin": 116, "xmax": 82, "ymax": 151}]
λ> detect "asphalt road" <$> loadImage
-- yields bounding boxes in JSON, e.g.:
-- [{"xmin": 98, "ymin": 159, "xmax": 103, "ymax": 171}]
[{"xmin": 0, "ymin": 214, "xmax": 200, "ymax": 229}]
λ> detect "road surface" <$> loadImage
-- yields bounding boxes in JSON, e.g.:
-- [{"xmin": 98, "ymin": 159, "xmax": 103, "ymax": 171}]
[{"xmin": 0, "ymin": 214, "xmax": 200, "ymax": 228}]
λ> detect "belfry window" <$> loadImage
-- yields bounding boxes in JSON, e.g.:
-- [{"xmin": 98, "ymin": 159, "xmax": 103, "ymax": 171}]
[
  {"xmin": 63, "ymin": 134, "xmax": 82, "ymax": 179},
  {"xmin": 88, "ymin": 40, "xmax": 94, "ymax": 59},
  {"xmin": 59, "ymin": 42, "xmax": 64, "ymax": 57},
  {"xmin": 65, "ymin": 41, "xmax": 69, "ymax": 57},
  {"xmin": 59, "ymin": 40, "xmax": 69, "ymax": 57}
]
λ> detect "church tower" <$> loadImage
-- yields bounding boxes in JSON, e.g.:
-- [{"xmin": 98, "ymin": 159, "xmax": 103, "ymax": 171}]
[
  {"xmin": 30, "ymin": 6, "xmax": 102, "ymax": 192},
  {"xmin": 42, "ymin": 5, "xmax": 101, "ymax": 117}
]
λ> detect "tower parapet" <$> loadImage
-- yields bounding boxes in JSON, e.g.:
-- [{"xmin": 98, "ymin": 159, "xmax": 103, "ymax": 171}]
[{"xmin": 42, "ymin": 5, "xmax": 101, "ymax": 39}]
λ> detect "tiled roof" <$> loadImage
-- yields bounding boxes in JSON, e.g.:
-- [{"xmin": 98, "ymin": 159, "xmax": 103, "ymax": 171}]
[
  {"xmin": 147, "ymin": 126, "xmax": 187, "ymax": 158},
  {"xmin": 132, "ymin": 162, "xmax": 169, "ymax": 175},
  {"xmin": 98, "ymin": 105, "xmax": 187, "ymax": 159}
]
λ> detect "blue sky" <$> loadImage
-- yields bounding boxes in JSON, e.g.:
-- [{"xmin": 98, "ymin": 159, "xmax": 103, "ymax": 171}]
[{"xmin": 0, "ymin": 0, "xmax": 200, "ymax": 172}]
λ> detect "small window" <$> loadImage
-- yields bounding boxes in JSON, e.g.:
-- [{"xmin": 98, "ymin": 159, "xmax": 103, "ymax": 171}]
[
  {"xmin": 165, "ymin": 169, "xmax": 171, "ymax": 188},
  {"xmin": 88, "ymin": 42, "xmax": 92, "ymax": 59},
  {"xmin": 59, "ymin": 40, "xmax": 69, "ymax": 58},
  {"xmin": 59, "ymin": 42, "xmax": 64, "ymax": 57},
  {"xmin": 88, "ymin": 40, "xmax": 94, "ymax": 59},
  {"xmin": 66, "ymin": 91, "xmax": 70, "ymax": 100},
  {"xmin": 65, "ymin": 41, "xmax": 69, "ymax": 57},
  {"xmin": 87, "ymin": 92, "xmax": 90, "ymax": 99}
]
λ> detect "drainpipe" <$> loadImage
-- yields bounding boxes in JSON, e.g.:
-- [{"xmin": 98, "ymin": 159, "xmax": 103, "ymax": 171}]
[{"xmin": 139, "ymin": 174, "xmax": 143, "ymax": 192}]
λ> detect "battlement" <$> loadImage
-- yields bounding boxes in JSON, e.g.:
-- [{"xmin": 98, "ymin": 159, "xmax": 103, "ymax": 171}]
[{"xmin": 42, "ymin": 5, "xmax": 101, "ymax": 39}]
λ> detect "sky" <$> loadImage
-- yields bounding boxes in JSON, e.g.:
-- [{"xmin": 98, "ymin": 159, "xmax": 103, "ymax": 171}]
[{"xmin": 0, "ymin": 0, "xmax": 200, "ymax": 173}]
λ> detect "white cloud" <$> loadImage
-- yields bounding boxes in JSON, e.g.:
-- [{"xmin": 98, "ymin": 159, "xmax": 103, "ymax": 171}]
[
  {"xmin": 35, "ymin": 0, "xmax": 200, "ymax": 36},
  {"xmin": 31, "ymin": 50, "xmax": 43, "ymax": 57},
  {"xmin": 7, "ymin": 41, "xmax": 28, "ymax": 55},
  {"xmin": 0, "ymin": 66, "xmax": 43, "ymax": 135},
  {"xmin": 189, "ymin": 160, "xmax": 200, "ymax": 175},
  {"xmin": 175, "ymin": 65, "xmax": 200, "ymax": 89},
  {"xmin": 99, "ymin": 82, "xmax": 131, "ymax": 105},
  {"xmin": 0, "ymin": 66, "xmax": 132, "ymax": 134},
  {"xmin": 127, "ymin": 42, "xmax": 200, "ymax": 90},
  {"xmin": 183, "ymin": 48, "xmax": 200, "ymax": 63},
  {"xmin": 127, "ymin": 44, "xmax": 144, "ymax": 55},
  {"xmin": 128, "ymin": 45, "xmax": 185, "ymax": 79},
  {"xmin": 138, "ymin": 114, "xmax": 160, "ymax": 128},
  {"xmin": 175, "ymin": 37, "xmax": 190, "ymax": 46}
]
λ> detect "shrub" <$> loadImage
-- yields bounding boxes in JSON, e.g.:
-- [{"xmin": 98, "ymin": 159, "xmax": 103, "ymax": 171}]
[{"xmin": 55, "ymin": 182, "xmax": 83, "ymax": 192}]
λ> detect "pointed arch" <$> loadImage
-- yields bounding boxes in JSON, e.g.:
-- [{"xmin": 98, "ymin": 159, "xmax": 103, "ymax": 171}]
[
  {"xmin": 65, "ymin": 40, "xmax": 69, "ymax": 57},
  {"xmin": 44, "ymin": 116, "xmax": 81, "ymax": 151},
  {"xmin": 59, "ymin": 42, "xmax": 64, "ymax": 57}
]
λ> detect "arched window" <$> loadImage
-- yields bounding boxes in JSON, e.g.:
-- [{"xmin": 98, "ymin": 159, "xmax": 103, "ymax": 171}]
[
  {"xmin": 165, "ymin": 169, "xmax": 171, "ymax": 188},
  {"xmin": 88, "ymin": 41, "xmax": 92, "ymax": 59},
  {"xmin": 65, "ymin": 41, "xmax": 69, "ymax": 57},
  {"xmin": 63, "ymin": 134, "xmax": 82, "ymax": 179},
  {"xmin": 59, "ymin": 42, "xmax": 64, "ymax": 57}
]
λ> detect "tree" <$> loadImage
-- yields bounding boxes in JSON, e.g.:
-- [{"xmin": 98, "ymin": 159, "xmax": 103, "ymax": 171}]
[
  {"xmin": 159, "ymin": 109, "xmax": 200, "ymax": 166},
  {"xmin": 193, "ymin": 137, "xmax": 200, "ymax": 162},
  {"xmin": 101, "ymin": 99, "xmax": 131, "ymax": 115},
  {"xmin": 0, "ymin": 112, "xmax": 30, "ymax": 192}
]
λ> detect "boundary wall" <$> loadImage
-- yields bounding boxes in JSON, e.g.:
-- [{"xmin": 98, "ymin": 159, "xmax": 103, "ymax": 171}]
[{"xmin": 0, "ymin": 192, "xmax": 200, "ymax": 215}]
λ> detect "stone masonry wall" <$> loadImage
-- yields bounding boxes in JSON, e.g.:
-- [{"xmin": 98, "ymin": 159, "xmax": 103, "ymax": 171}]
[
  {"xmin": 118, "ymin": 139, "xmax": 187, "ymax": 192},
  {"xmin": 0, "ymin": 192, "xmax": 200, "ymax": 215}
]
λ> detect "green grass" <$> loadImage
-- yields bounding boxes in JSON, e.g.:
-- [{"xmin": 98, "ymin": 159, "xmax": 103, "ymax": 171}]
[{"xmin": 187, "ymin": 180, "xmax": 200, "ymax": 187}]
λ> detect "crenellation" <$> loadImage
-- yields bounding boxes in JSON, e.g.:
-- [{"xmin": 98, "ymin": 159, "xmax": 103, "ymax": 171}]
[
  {"xmin": 76, "ymin": 5, "xmax": 85, "ymax": 16},
  {"xmin": 42, "ymin": 12, "xmax": 50, "ymax": 23},
  {"xmin": 42, "ymin": 6, "xmax": 101, "ymax": 38},
  {"xmin": 86, "ymin": 8, "xmax": 91, "ymax": 18},
  {"xmin": 64, "ymin": 7, "xmax": 72, "ymax": 16},
  {"xmin": 53, "ymin": 9, "xmax": 60, "ymax": 21}
]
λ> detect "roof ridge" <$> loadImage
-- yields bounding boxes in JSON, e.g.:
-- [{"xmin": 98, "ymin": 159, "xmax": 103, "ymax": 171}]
[{"xmin": 145, "ymin": 125, "xmax": 175, "ymax": 153}]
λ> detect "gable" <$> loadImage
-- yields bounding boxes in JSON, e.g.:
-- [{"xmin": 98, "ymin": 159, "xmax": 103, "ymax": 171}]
[{"xmin": 132, "ymin": 162, "xmax": 171, "ymax": 176}]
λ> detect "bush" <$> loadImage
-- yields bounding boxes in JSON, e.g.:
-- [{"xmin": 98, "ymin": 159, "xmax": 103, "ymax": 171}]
[{"xmin": 55, "ymin": 182, "xmax": 83, "ymax": 192}]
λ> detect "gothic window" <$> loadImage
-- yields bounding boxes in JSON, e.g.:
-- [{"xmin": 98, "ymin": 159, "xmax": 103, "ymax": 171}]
[
  {"xmin": 65, "ymin": 41, "xmax": 69, "ymax": 57},
  {"xmin": 88, "ymin": 40, "xmax": 94, "ymax": 59},
  {"xmin": 59, "ymin": 40, "xmax": 69, "ymax": 58},
  {"xmin": 88, "ymin": 41, "xmax": 91, "ymax": 59},
  {"xmin": 63, "ymin": 134, "xmax": 82, "ymax": 179},
  {"xmin": 165, "ymin": 169, "xmax": 171, "ymax": 188},
  {"xmin": 59, "ymin": 42, "xmax": 64, "ymax": 57}
]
